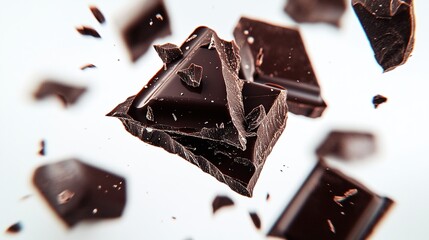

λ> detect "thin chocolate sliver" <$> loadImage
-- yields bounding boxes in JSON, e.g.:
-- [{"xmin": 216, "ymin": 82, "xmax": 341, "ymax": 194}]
[
  {"xmin": 89, "ymin": 6, "xmax": 105, "ymax": 24},
  {"xmin": 284, "ymin": 0, "xmax": 346, "ymax": 26},
  {"xmin": 352, "ymin": 0, "xmax": 415, "ymax": 71},
  {"xmin": 249, "ymin": 212, "xmax": 261, "ymax": 230},
  {"xmin": 5, "ymin": 222, "xmax": 22, "ymax": 234},
  {"xmin": 372, "ymin": 94, "xmax": 387, "ymax": 108},
  {"xmin": 33, "ymin": 81, "xmax": 87, "ymax": 107},
  {"xmin": 76, "ymin": 26, "xmax": 101, "ymax": 38},
  {"xmin": 212, "ymin": 195, "xmax": 234, "ymax": 214},
  {"xmin": 80, "ymin": 64, "xmax": 97, "ymax": 70}
]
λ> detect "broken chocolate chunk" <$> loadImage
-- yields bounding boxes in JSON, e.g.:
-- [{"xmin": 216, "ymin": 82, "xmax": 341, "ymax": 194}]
[
  {"xmin": 120, "ymin": 0, "xmax": 171, "ymax": 61},
  {"xmin": 372, "ymin": 94, "xmax": 388, "ymax": 108},
  {"xmin": 80, "ymin": 63, "xmax": 97, "ymax": 70},
  {"xmin": 249, "ymin": 212, "xmax": 261, "ymax": 229},
  {"xmin": 316, "ymin": 130, "xmax": 376, "ymax": 160},
  {"xmin": 76, "ymin": 26, "xmax": 101, "ymax": 38},
  {"xmin": 284, "ymin": 0, "xmax": 346, "ymax": 26},
  {"xmin": 33, "ymin": 159, "xmax": 126, "ymax": 226},
  {"xmin": 107, "ymin": 27, "xmax": 288, "ymax": 196},
  {"xmin": 268, "ymin": 161, "xmax": 393, "ymax": 239},
  {"xmin": 212, "ymin": 195, "xmax": 234, "ymax": 214},
  {"xmin": 89, "ymin": 6, "xmax": 105, "ymax": 24},
  {"xmin": 5, "ymin": 222, "xmax": 22, "ymax": 234},
  {"xmin": 38, "ymin": 139, "xmax": 46, "ymax": 156},
  {"xmin": 177, "ymin": 63, "xmax": 203, "ymax": 87},
  {"xmin": 154, "ymin": 43, "xmax": 183, "ymax": 65},
  {"xmin": 234, "ymin": 17, "xmax": 327, "ymax": 118},
  {"xmin": 352, "ymin": 0, "xmax": 415, "ymax": 71},
  {"xmin": 33, "ymin": 81, "xmax": 87, "ymax": 107}
]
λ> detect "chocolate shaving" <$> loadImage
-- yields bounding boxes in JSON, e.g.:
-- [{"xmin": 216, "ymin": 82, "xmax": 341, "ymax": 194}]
[
  {"xmin": 76, "ymin": 26, "xmax": 101, "ymax": 38},
  {"xmin": 212, "ymin": 195, "xmax": 234, "ymax": 214},
  {"xmin": 177, "ymin": 63, "xmax": 203, "ymax": 87},
  {"xmin": 372, "ymin": 94, "xmax": 388, "ymax": 108},
  {"xmin": 89, "ymin": 6, "xmax": 105, "ymax": 24},
  {"xmin": 33, "ymin": 81, "xmax": 87, "ymax": 107}
]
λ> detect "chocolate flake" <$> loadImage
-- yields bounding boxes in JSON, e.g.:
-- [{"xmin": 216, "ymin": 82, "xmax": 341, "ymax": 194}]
[
  {"xmin": 177, "ymin": 63, "xmax": 204, "ymax": 87},
  {"xmin": 76, "ymin": 26, "xmax": 101, "ymax": 38},
  {"xmin": 80, "ymin": 63, "xmax": 97, "ymax": 70},
  {"xmin": 5, "ymin": 222, "xmax": 22, "ymax": 234},
  {"xmin": 154, "ymin": 43, "xmax": 183, "ymax": 64},
  {"xmin": 33, "ymin": 81, "xmax": 87, "ymax": 107},
  {"xmin": 38, "ymin": 139, "xmax": 46, "ymax": 156},
  {"xmin": 249, "ymin": 212, "xmax": 261, "ymax": 230},
  {"xmin": 284, "ymin": 0, "xmax": 346, "ymax": 26},
  {"xmin": 89, "ymin": 6, "xmax": 106, "ymax": 24},
  {"xmin": 372, "ymin": 94, "xmax": 388, "ymax": 108},
  {"xmin": 212, "ymin": 195, "xmax": 234, "ymax": 214}
]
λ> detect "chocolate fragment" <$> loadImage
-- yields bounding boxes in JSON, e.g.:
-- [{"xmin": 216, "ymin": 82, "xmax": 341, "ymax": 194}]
[
  {"xmin": 5, "ymin": 222, "xmax": 22, "ymax": 234},
  {"xmin": 372, "ymin": 94, "xmax": 387, "ymax": 108},
  {"xmin": 266, "ymin": 193, "xmax": 270, "ymax": 201},
  {"xmin": 316, "ymin": 130, "xmax": 376, "ymax": 160},
  {"xmin": 33, "ymin": 81, "xmax": 87, "ymax": 107},
  {"xmin": 234, "ymin": 17, "xmax": 327, "ymax": 118},
  {"xmin": 38, "ymin": 139, "xmax": 46, "ymax": 156},
  {"xmin": 212, "ymin": 195, "xmax": 234, "ymax": 214},
  {"xmin": 352, "ymin": 0, "xmax": 415, "ymax": 71},
  {"xmin": 76, "ymin": 26, "xmax": 101, "ymax": 38},
  {"xmin": 33, "ymin": 159, "xmax": 126, "ymax": 226},
  {"xmin": 284, "ymin": 0, "xmax": 346, "ymax": 26},
  {"xmin": 121, "ymin": 0, "xmax": 171, "ymax": 61},
  {"xmin": 154, "ymin": 43, "xmax": 183, "ymax": 65},
  {"xmin": 89, "ymin": 6, "xmax": 105, "ymax": 24},
  {"xmin": 249, "ymin": 212, "xmax": 261, "ymax": 230},
  {"xmin": 107, "ymin": 27, "xmax": 288, "ymax": 196},
  {"xmin": 80, "ymin": 63, "xmax": 97, "ymax": 70},
  {"xmin": 268, "ymin": 161, "xmax": 393, "ymax": 239},
  {"xmin": 177, "ymin": 63, "xmax": 203, "ymax": 87}
]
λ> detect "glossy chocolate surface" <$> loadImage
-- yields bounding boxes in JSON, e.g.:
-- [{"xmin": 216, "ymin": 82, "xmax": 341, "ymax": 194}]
[
  {"xmin": 234, "ymin": 17, "xmax": 326, "ymax": 118},
  {"xmin": 33, "ymin": 159, "xmax": 126, "ymax": 226},
  {"xmin": 284, "ymin": 0, "xmax": 346, "ymax": 26},
  {"xmin": 268, "ymin": 161, "xmax": 393, "ymax": 239}
]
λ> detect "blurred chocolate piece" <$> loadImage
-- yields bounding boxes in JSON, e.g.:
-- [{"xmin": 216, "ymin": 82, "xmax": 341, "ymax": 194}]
[
  {"xmin": 154, "ymin": 43, "xmax": 183, "ymax": 65},
  {"xmin": 33, "ymin": 81, "xmax": 87, "ymax": 107},
  {"xmin": 33, "ymin": 159, "xmax": 126, "ymax": 226},
  {"xmin": 107, "ymin": 27, "xmax": 288, "ymax": 196},
  {"xmin": 212, "ymin": 195, "xmax": 234, "ymax": 214},
  {"xmin": 234, "ymin": 17, "xmax": 326, "ymax": 118},
  {"xmin": 284, "ymin": 0, "xmax": 346, "ymax": 26},
  {"xmin": 80, "ymin": 63, "xmax": 97, "ymax": 70},
  {"xmin": 38, "ymin": 139, "xmax": 46, "ymax": 156},
  {"xmin": 121, "ymin": 0, "xmax": 171, "ymax": 61},
  {"xmin": 249, "ymin": 212, "xmax": 261, "ymax": 229},
  {"xmin": 266, "ymin": 193, "xmax": 270, "ymax": 201},
  {"xmin": 5, "ymin": 222, "xmax": 22, "ymax": 234},
  {"xmin": 76, "ymin": 26, "xmax": 101, "ymax": 38},
  {"xmin": 316, "ymin": 130, "xmax": 376, "ymax": 160},
  {"xmin": 89, "ymin": 6, "xmax": 105, "ymax": 24},
  {"xmin": 372, "ymin": 94, "xmax": 387, "ymax": 108},
  {"xmin": 352, "ymin": 0, "xmax": 415, "ymax": 72},
  {"xmin": 177, "ymin": 63, "xmax": 203, "ymax": 87},
  {"xmin": 268, "ymin": 161, "xmax": 393, "ymax": 239}
]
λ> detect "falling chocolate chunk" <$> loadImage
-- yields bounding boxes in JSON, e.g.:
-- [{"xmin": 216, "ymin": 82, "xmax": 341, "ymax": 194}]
[
  {"xmin": 5, "ymin": 222, "xmax": 22, "ymax": 234},
  {"xmin": 372, "ymin": 94, "xmax": 388, "ymax": 108},
  {"xmin": 212, "ymin": 195, "xmax": 234, "ymax": 214},
  {"xmin": 234, "ymin": 17, "xmax": 327, "ymax": 118},
  {"xmin": 352, "ymin": 0, "xmax": 415, "ymax": 71},
  {"xmin": 120, "ymin": 0, "xmax": 171, "ymax": 61},
  {"xmin": 316, "ymin": 130, "xmax": 376, "ymax": 160},
  {"xmin": 284, "ymin": 0, "xmax": 347, "ymax": 26},
  {"xmin": 266, "ymin": 193, "xmax": 270, "ymax": 201},
  {"xmin": 177, "ymin": 63, "xmax": 203, "ymax": 87},
  {"xmin": 80, "ymin": 63, "xmax": 97, "ymax": 70},
  {"xmin": 107, "ymin": 27, "xmax": 288, "ymax": 196},
  {"xmin": 38, "ymin": 139, "xmax": 46, "ymax": 156},
  {"xmin": 249, "ymin": 212, "xmax": 261, "ymax": 230},
  {"xmin": 33, "ymin": 159, "xmax": 126, "ymax": 226},
  {"xmin": 154, "ymin": 43, "xmax": 183, "ymax": 65},
  {"xmin": 76, "ymin": 26, "xmax": 101, "ymax": 38},
  {"xmin": 268, "ymin": 161, "xmax": 393, "ymax": 239},
  {"xmin": 33, "ymin": 81, "xmax": 87, "ymax": 107},
  {"xmin": 89, "ymin": 6, "xmax": 106, "ymax": 24}
]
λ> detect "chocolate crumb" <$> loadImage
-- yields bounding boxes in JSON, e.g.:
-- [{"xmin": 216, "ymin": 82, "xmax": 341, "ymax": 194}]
[
  {"xmin": 177, "ymin": 63, "xmax": 203, "ymax": 87},
  {"xmin": 38, "ymin": 139, "xmax": 46, "ymax": 156},
  {"xmin": 266, "ymin": 193, "xmax": 270, "ymax": 201},
  {"xmin": 212, "ymin": 195, "xmax": 234, "ymax": 214},
  {"xmin": 154, "ymin": 43, "xmax": 183, "ymax": 64},
  {"xmin": 372, "ymin": 94, "xmax": 388, "ymax": 108},
  {"xmin": 249, "ymin": 212, "xmax": 261, "ymax": 230},
  {"xmin": 89, "ymin": 6, "xmax": 105, "ymax": 24},
  {"xmin": 76, "ymin": 26, "xmax": 101, "ymax": 38},
  {"xmin": 5, "ymin": 222, "xmax": 22, "ymax": 234},
  {"xmin": 172, "ymin": 216, "xmax": 176, "ymax": 220},
  {"xmin": 80, "ymin": 64, "xmax": 97, "ymax": 70}
]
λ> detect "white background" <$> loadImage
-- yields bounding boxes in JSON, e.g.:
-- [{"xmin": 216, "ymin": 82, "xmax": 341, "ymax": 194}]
[{"xmin": 1, "ymin": 0, "xmax": 428, "ymax": 239}]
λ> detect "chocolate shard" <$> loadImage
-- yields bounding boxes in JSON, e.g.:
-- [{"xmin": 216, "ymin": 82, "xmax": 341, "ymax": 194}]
[
  {"xmin": 76, "ymin": 26, "xmax": 101, "ymax": 38},
  {"xmin": 80, "ymin": 63, "xmax": 97, "ymax": 70},
  {"xmin": 284, "ymin": 0, "xmax": 346, "ymax": 26},
  {"xmin": 245, "ymin": 105, "xmax": 266, "ymax": 133},
  {"xmin": 5, "ymin": 222, "xmax": 22, "ymax": 234},
  {"xmin": 107, "ymin": 27, "xmax": 288, "ymax": 196},
  {"xmin": 268, "ymin": 161, "xmax": 393, "ymax": 239},
  {"xmin": 33, "ymin": 159, "xmax": 126, "ymax": 226},
  {"xmin": 120, "ymin": 0, "xmax": 171, "ymax": 61},
  {"xmin": 234, "ymin": 17, "xmax": 327, "ymax": 118},
  {"xmin": 249, "ymin": 212, "xmax": 261, "ymax": 230},
  {"xmin": 38, "ymin": 139, "xmax": 46, "ymax": 156},
  {"xmin": 33, "ymin": 81, "xmax": 87, "ymax": 107},
  {"xmin": 352, "ymin": 0, "xmax": 415, "ymax": 72},
  {"xmin": 154, "ymin": 43, "xmax": 183, "ymax": 65},
  {"xmin": 177, "ymin": 63, "xmax": 203, "ymax": 87},
  {"xmin": 212, "ymin": 195, "xmax": 234, "ymax": 214},
  {"xmin": 316, "ymin": 130, "xmax": 376, "ymax": 160},
  {"xmin": 372, "ymin": 94, "xmax": 388, "ymax": 108},
  {"xmin": 89, "ymin": 6, "xmax": 106, "ymax": 24}
]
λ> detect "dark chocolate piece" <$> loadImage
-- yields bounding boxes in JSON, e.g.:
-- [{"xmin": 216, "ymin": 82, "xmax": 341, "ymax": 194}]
[
  {"xmin": 234, "ymin": 17, "xmax": 327, "ymax": 118},
  {"xmin": 372, "ymin": 94, "xmax": 388, "ymax": 108},
  {"xmin": 80, "ymin": 63, "xmax": 97, "ymax": 70},
  {"xmin": 268, "ymin": 161, "xmax": 393, "ymax": 239},
  {"xmin": 266, "ymin": 193, "xmax": 270, "ymax": 201},
  {"xmin": 89, "ymin": 6, "xmax": 105, "ymax": 24},
  {"xmin": 33, "ymin": 159, "xmax": 126, "ymax": 226},
  {"xmin": 352, "ymin": 0, "xmax": 415, "ymax": 72},
  {"xmin": 76, "ymin": 26, "xmax": 101, "ymax": 38},
  {"xmin": 284, "ymin": 0, "xmax": 346, "ymax": 26},
  {"xmin": 5, "ymin": 222, "xmax": 22, "ymax": 234},
  {"xmin": 177, "ymin": 63, "xmax": 203, "ymax": 87},
  {"xmin": 121, "ymin": 0, "xmax": 171, "ymax": 61},
  {"xmin": 38, "ymin": 139, "xmax": 45, "ymax": 156},
  {"xmin": 154, "ymin": 43, "xmax": 183, "ymax": 65},
  {"xmin": 249, "ymin": 212, "xmax": 261, "ymax": 230},
  {"xmin": 316, "ymin": 130, "xmax": 376, "ymax": 160},
  {"xmin": 107, "ymin": 27, "xmax": 288, "ymax": 196},
  {"xmin": 212, "ymin": 195, "xmax": 234, "ymax": 214},
  {"xmin": 33, "ymin": 81, "xmax": 87, "ymax": 107}
]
